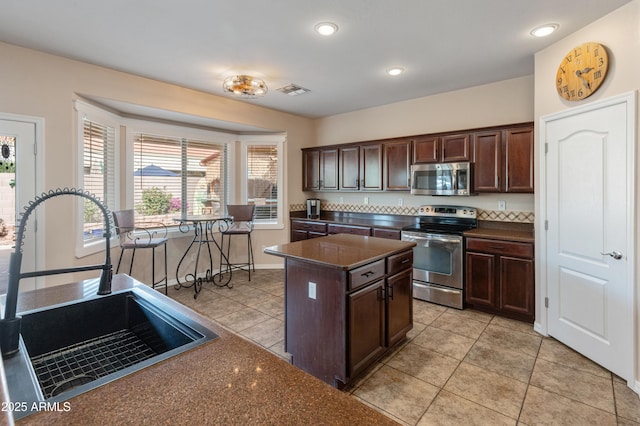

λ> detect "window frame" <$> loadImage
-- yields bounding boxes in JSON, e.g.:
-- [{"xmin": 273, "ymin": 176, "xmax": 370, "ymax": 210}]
[
  {"xmin": 74, "ymin": 100, "xmax": 120, "ymax": 258},
  {"xmin": 239, "ymin": 134, "xmax": 286, "ymax": 230}
]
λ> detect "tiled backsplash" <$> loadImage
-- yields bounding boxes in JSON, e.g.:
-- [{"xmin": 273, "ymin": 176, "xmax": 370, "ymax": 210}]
[{"xmin": 289, "ymin": 203, "xmax": 534, "ymax": 223}]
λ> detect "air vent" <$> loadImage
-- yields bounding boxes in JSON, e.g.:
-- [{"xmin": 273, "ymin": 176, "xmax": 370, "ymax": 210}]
[{"xmin": 276, "ymin": 84, "xmax": 311, "ymax": 96}]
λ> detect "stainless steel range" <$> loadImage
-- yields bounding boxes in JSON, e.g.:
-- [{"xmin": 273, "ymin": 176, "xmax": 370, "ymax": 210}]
[{"xmin": 401, "ymin": 205, "xmax": 477, "ymax": 309}]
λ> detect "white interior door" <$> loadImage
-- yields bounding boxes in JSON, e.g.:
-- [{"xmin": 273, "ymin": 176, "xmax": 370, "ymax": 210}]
[
  {"xmin": 543, "ymin": 93, "xmax": 635, "ymax": 382},
  {"xmin": 0, "ymin": 118, "xmax": 39, "ymax": 292}
]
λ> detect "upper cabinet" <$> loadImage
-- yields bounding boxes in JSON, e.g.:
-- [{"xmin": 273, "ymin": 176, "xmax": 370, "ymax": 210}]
[
  {"xmin": 472, "ymin": 124, "xmax": 534, "ymax": 193},
  {"xmin": 302, "ymin": 122, "xmax": 533, "ymax": 194},
  {"xmin": 302, "ymin": 148, "xmax": 338, "ymax": 191},
  {"xmin": 384, "ymin": 138, "xmax": 411, "ymax": 191},
  {"xmin": 412, "ymin": 133, "xmax": 470, "ymax": 164},
  {"xmin": 338, "ymin": 144, "xmax": 383, "ymax": 191}
]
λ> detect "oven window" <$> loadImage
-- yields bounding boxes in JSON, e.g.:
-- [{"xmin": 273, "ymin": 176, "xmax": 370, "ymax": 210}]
[{"xmin": 414, "ymin": 245, "xmax": 453, "ymax": 275}]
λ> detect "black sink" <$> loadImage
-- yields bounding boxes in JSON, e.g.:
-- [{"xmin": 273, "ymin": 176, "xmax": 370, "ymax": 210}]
[{"xmin": 3, "ymin": 285, "xmax": 218, "ymax": 419}]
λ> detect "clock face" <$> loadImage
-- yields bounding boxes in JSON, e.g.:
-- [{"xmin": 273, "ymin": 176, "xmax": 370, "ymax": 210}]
[{"xmin": 555, "ymin": 42, "xmax": 609, "ymax": 101}]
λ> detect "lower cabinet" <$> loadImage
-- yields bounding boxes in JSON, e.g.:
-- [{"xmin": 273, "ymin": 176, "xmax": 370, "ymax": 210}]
[
  {"xmin": 291, "ymin": 218, "xmax": 402, "ymax": 241},
  {"xmin": 290, "ymin": 219, "xmax": 327, "ymax": 241},
  {"xmin": 285, "ymin": 249, "xmax": 413, "ymax": 387},
  {"xmin": 465, "ymin": 237, "xmax": 534, "ymax": 323}
]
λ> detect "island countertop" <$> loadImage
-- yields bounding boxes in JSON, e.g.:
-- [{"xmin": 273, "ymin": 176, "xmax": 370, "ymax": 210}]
[
  {"xmin": 264, "ymin": 234, "xmax": 416, "ymax": 270},
  {"xmin": 2, "ymin": 274, "xmax": 398, "ymax": 426}
]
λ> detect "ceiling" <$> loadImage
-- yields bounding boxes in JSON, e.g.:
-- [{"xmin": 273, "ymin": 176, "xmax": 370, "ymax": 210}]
[{"xmin": 0, "ymin": 0, "xmax": 631, "ymax": 120}]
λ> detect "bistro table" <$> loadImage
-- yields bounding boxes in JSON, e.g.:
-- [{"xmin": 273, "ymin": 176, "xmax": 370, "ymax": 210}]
[{"xmin": 173, "ymin": 215, "xmax": 233, "ymax": 298}]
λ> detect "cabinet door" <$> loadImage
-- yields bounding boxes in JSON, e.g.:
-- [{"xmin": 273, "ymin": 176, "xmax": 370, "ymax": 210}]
[
  {"xmin": 499, "ymin": 256, "xmax": 534, "ymax": 322},
  {"xmin": 320, "ymin": 148, "xmax": 339, "ymax": 190},
  {"xmin": 441, "ymin": 133, "xmax": 471, "ymax": 162},
  {"xmin": 386, "ymin": 269, "xmax": 413, "ymax": 347},
  {"xmin": 291, "ymin": 230, "xmax": 308, "ymax": 242},
  {"xmin": 348, "ymin": 280, "xmax": 386, "ymax": 378},
  {"xmin": 384, "ymin": 139, "xmax": 411, "ymax": 191},
  {"xmin": 504, "ymin": 126, "xmax": 534, "ymax": 193},
  {"xmin": 360, "ymin": 143, "xmax": 383, "ymax": 191},
  {"xmin": 339, "ymin": 146, "xmax": 360, "ymax": 190},
  {"xmin": 473, "ymin": 131, "xmax": 502, "ymax": 192},
  {"xmin": 302, "ymin": 150, "xmax": 320, "ymax": 191},
  {"xmin": 465, "ymin": 251, "xmax": 495, "ymax": 308},
  {"xmin": 412, "ymin": 135, "xmax": 440, "ymax": 163}
]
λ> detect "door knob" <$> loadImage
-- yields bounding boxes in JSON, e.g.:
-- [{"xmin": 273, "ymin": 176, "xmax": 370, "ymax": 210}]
[{"xmin": 601, "ymin": 250, "xmax": 623, "ymax": 260}]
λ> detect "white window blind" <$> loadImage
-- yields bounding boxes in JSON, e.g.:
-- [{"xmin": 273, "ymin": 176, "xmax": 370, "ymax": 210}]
[
  {"xmin": 247, "ymin": 144, "xmax": 278, "ymax": 221},
  {"xmin": 133, "ymin": 133, "xmax": 227, "ymax": 224},
  {"xmin": 82, "ymin": 119, "xmax": 116, "ymax": 241}
]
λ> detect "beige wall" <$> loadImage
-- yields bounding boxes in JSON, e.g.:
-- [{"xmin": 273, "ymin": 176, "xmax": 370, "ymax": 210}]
[
  {"xmin": 534, "ymin": 0, "xmax": 640, "ymax": 386},
  {"xmin": 312, "ymin": 76, "xmax": 535, "ymax": 212},
  {"xmin": 0, "ymin": 41, "xmax": 315, "ymax": 283}
]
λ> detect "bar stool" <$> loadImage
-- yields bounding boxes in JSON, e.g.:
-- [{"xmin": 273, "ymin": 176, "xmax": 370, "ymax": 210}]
[
  {"xmin": 112, "ymin": 210, "xmax": 168, "ymax": 294},
  {"xmin": 220, "ymin": 205, "xmax": 256, "ymax": 281}
]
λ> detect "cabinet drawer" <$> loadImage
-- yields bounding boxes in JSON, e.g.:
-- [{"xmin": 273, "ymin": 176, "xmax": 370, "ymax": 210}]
[
  {"xmin": 349, "ymin": 259, "xmax": 385, "ymax": 291},
  {"xmin": 466, "ymin": 237, "xmax": 533, "ymax": 258},
  {"xmin": 372, "ymin": 228, "xmax": 401, "ymax": 240},
  {"xmin": 387, "ymin": 250, "xmax": 413, "ymax": 275},
  {"xmin": 291, "ymin": 220, "xmax": 327, "ymax": 233},
  {"xmin": 328, "ymin": 223, "xmax": 371, "ymax": 236}
]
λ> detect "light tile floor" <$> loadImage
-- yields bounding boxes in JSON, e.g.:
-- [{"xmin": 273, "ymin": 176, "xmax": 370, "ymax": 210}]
[{"xmin": 166, "ymin": 269, "xmax": 640, "ymax": 425}]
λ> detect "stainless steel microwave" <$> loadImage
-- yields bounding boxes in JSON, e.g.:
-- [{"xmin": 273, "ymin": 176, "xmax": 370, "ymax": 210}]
[{"xmin": 410, "ymin": 162, "xmax": 475, "ymax": 196}]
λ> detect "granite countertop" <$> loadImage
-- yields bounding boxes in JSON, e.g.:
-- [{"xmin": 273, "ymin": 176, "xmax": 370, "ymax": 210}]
[
  {"xmin": 264, "ymin": 234, "xmax": 416, "ymax": 270},
  {"xmin": 464, "ymin": 221, "xmax": 535, "ymax": 243},
  {"xmin": 2, "ymin": 275, "xmax": 397, "ymax": 426},
  {"xmin": 290, "ymin": 211, "xmax": 418, "ymax": 230}
]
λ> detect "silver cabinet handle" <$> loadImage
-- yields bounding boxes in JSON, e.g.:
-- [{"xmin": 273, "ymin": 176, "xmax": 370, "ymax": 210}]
[{"xmin": 601, "ymin": 250, "xmax": 623, "ymax": 260}]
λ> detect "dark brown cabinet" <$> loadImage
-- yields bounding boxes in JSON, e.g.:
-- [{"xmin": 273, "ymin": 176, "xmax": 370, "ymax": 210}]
[
  {"xmin": 338, "ymin": 143, "xmax": 383, "ymax": 191},
  {"xmin": 384, "ymin": 139, "xmax": 411, "ymax": 191},
  {"xmin": 339, "ymin": 145, "xmax": 359, "ymax": 190},
  {"xmin": 302, "ymin": 122, "xmax": 532, "ymax": 193},
  {"xmin": 348, "ymin": 279, "xmax": 386, "ymax": 377},
  {"xmin": 290, "ymin": 219, "xmax": 327, "ymax": 241},
  {"xmin": 412, "ymin": 133, "xmax": 470, "ymax": 164},
  {"xmin": 302, "ymin": 148, "xmax": 338, "ymax": 191},
  {"xmin": 359, "ymin": 143, "xmax": 383, "ymax": 191},
  {"xmin": 282, "ymin": 244, "xmax": 413, "ymax": 388},
  {"xmin": 472, "ymin": 124, "xmax": 534, "ymax": 193},
  {"xmin": 465, "ymin": 237, "xmax": 534, "ymax": 323},
  {"xmin": 328, "ymin": 223, "xmax": 371, "ymax": 236},
  {"xmin": 372, "ymin": 228, "xmax": 401, "ymax": 240}
]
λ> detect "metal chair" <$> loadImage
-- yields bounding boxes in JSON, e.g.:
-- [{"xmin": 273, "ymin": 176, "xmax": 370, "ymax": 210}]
[
  {"xmin": 220, "ymin": 205, "xmax": 256, "ymax": 281},
  {"xmin": 112, "ymin": 210, "xmax": 168, "ymax": 294}
]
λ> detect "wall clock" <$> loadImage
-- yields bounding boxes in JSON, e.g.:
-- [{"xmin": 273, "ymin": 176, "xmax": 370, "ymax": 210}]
[{"xmin": 555, "ymin": 42, "xmax": 609, "ymax": 101}]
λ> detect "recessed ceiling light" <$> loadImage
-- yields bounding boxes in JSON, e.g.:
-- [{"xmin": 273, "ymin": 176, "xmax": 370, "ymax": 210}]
[
  {"xmin": 315, "ymin": 22, "xmax": 338, "ymax": 36},
  {"xmin": 386, "ymin": 67, "xmax": 404, "ymax": 76},
  {"xmin": 530, "ymin": 24, "xmax": 559, "ymax": 38}
]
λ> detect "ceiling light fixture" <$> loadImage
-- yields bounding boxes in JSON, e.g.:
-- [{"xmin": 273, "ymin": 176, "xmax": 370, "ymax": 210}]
[
  {"xmin": 386, "ymin": 67, "xmax": 404, "ymax": 76},
  {"xmin": 314, "ymin": 22, "xmax": 338, "ymax": 36},
  {"xmin": 530, "ymin": 23, "xmax": 559, "ymax": 37},
  {"xmin": 222, "ymin": 75, "xmax": 268, "ymax": 98}
]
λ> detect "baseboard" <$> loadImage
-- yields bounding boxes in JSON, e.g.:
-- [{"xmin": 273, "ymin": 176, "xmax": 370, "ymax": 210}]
[{"xmin": 533, "ymin": 321, "xmax": 547, "ymax": 336}]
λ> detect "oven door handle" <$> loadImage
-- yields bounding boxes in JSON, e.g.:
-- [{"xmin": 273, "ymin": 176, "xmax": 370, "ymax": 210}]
[{"xmin": 406, "ymin": 235, "xmax": 461, "ymax": 244}]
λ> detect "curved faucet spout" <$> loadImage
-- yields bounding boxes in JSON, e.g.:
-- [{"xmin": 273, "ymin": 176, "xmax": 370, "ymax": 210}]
[{"xmin": 0, "ymin": 188, "xmax": 113, "ymax": 358}]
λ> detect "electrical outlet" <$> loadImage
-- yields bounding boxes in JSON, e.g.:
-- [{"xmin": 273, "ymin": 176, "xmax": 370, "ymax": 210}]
[
  {"xmin": 398, "ymin": 198, "xmax": 404, "ymax": 206},
  {"xmin": 498, "ymin": 200, "xmax": 506, "ymax": 211},
  {"xmin": 308, "ymin": 282, "xmax": 317, "ymax": 300},
  {"xmin": 363, "ymin": 197, "xmax": 369, "ymax": 205},
  {"xmin": 339, "ymin": 196, "xmax": 344, "ymax": 204}
]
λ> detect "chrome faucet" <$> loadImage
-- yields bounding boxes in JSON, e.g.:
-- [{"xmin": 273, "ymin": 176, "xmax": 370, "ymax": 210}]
[{"xmin": 0, "ymin": 188, "xmax": 113, "ymax": 358}]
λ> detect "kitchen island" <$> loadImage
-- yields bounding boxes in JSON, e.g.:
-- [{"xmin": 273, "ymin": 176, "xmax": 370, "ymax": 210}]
[
  {"xmin": 1, "ymin": 274, "xmax": 397, "ymax": 425},
  {"xmin": 264, "ymin": 234, "xmax": 416, "ymax": 388}
]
